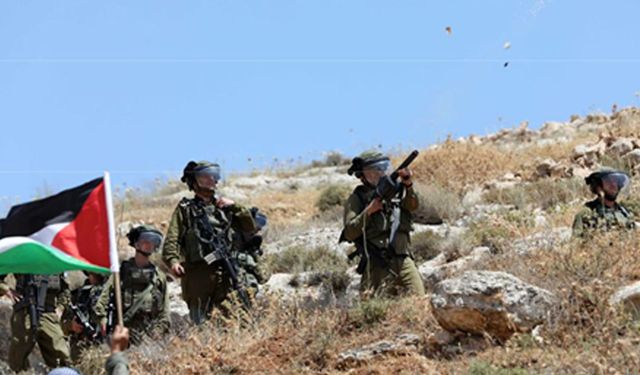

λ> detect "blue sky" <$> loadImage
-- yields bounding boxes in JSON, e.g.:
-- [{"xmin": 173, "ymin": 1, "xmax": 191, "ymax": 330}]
[{"xmin": 1, "ymin": 1, "xmax": 639, "ymax": 214}]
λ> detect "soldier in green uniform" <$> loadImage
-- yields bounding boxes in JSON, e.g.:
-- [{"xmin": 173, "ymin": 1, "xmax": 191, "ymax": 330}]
[
  {"xmin": 95, "ymin": 225, "xmax": 170, "ymax": 345},
  {"xmin": 162, "ymin": 161, "xmax": 258, "ymax": 324},
  {"xmin": 573, "ymin": 169, "xmax": 635, "ymax": 237},
  {"xmin": 0, "ymin": 273, "xmax": 71, "ymax": 372},
  {"xmin": 63, "ymin": 272, "xmax": 106, "ymax": 361},
  {"xmin": 341, "ymin": 150, "xmax": 425, "ymax": 297}
]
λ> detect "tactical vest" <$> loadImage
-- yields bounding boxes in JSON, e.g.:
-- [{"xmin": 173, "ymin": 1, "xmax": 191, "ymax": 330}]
[
  {"xmin": 582, "ymin": 200, "xmax": 635, "ymax": 232},
  {"xmin": 15, "ymin": 274, "xmax": 64, "ymax": 313},
  {"xmin": 179, "ymin": 198, "xmax": 234, "ymax": 264},
  {"xmin": 350, "ymin": 185, "xmax": 414, "ymax": 251},
  {"xmin": 120, "ymin": 260, "xmax": 164, "ymax": 318}
]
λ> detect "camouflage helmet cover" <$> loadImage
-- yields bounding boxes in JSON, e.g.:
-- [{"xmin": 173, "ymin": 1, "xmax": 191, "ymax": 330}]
[{"xmin": 347, "ymin": 150, "xmax": 390, "ymax": 177}]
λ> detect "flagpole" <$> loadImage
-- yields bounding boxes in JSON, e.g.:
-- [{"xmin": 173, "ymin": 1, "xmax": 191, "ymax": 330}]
[{"xmin": 104, "ymin": 171, "xmax": 124, "ymax": 327}]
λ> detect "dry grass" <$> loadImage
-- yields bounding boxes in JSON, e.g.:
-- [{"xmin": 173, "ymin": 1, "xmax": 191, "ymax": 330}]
[{"xmin": 76, "ymin": 229, "xmax": 640, "ymax": 374}]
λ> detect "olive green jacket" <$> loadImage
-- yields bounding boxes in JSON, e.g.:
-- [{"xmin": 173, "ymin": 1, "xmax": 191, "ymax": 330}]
[
  {"xmin": 572, "ymin": 198, "xmax": 635, "ymax": 237},
  {"xmin": 94, "ymin": 260, "xmax": 170, "ymax": 333},
  {"xmin": 342, "ymin": 184, "xmax": 420, "ymax": 255},
  {"xmin": 162, "ymin": 196, "xmax": 257, "ymax": 268}
]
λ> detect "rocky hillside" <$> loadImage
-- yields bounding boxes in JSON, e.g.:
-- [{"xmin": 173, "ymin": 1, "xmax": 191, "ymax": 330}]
[{"xmin": 3, "ymin": 107, "xmax": 640, "ymax": 374}]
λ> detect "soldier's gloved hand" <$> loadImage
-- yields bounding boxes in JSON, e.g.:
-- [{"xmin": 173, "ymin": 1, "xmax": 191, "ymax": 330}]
[
  {"xmin": 216, "ymin": 197, "xmax": 235, "ymax": 208},
  {"xmin": 365, "ymin": 198, "xmax": 383, "ymax": 216},
  {"xmin": 397, "ymin": 168, "xmax": 413, "ymax": 186},
  {"xmin": 171, "ymin": 263, "xmax": 185, "ymax": 277},
  {"xmin": 110, "ymin": 325, "xmax": 130, "ymax": 353}
]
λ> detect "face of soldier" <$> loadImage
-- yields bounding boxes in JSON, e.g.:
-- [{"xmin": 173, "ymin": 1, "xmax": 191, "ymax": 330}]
[
  {"xmin": 195, "ymin": 174, "xmax": 218, "ymax": 192},
  {"xmin": 87, "ymin": 273, "xmax": 103, "ymax": 285},
  {"xmin": 363, "ymin": 169, "xmax": 385, "ymax": 186},
  {"xmin": 601, "ymin": 179, "xmax": 620, "ymax": 199}
]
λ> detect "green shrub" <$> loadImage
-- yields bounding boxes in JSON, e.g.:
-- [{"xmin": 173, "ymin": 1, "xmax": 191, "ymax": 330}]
[
  {"xmin": 349, "ymin": 298, "xmax": 391, "ymax": 327},
  {"xmin": 315, "ymin": 184, "xmax": 351, "ymax": 212}
]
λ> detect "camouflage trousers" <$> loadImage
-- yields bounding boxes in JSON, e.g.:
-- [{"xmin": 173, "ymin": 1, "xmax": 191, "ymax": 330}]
[
  {"xmin": 181, "ymin": 263, "xmax": 233, "ymax": 325},
  {"xmin": 9, "ymin": 308, "xmax": 70, "ymax": 372},
  {"xmin": 359, "ymin": 254, "xmax": 425, "ymax": 298}
]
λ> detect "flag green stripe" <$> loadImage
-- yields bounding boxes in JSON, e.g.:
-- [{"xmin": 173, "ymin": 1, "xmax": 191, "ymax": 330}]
[{"xmin": 0, "ymin": 238, "xmax": 109, "ymax": 275}]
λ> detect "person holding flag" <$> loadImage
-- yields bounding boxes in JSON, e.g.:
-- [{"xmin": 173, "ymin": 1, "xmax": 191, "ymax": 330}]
[{"xmin": 94, "ymin": 225, "xmax": 170, "ymax": 345}]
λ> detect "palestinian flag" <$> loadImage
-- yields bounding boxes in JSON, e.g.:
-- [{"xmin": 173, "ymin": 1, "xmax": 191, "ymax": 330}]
[{"xmin": 0, "ymin": 177, "xmax": 117, "ymax": 275}]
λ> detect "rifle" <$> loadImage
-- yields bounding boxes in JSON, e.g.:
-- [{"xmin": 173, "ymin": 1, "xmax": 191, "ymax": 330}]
[
  {"xmin": 69, "ymin": 303, "xmax": 102, "ymax": 341},
  {"xmin": 195, "ymin": 203, "xmax": 252, "ymax": 310},
  {"xmin": 23, "ymin": 275, "xmax": 40, "ymax": 333},
  {"xmin": 106, "ymin": 290, "xmax": 116, "ymax": 335},
  {"xmin": 374, "ymin": 150, "xmax": 420, "ymax": 202}
]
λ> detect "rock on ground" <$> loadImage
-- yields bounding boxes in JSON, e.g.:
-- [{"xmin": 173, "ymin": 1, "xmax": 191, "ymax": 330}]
[
  {"xmin": 431, "ymin": 271, "xmax": 556, "ymax": 342},
  {"xmin": 337, "ymin": 333, "xmax": 421, "ymax": 369}
]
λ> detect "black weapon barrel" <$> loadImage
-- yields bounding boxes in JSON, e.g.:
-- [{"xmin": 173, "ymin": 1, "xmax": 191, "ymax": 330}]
[{"xmin": 390, "ymin": 150, "xmax": 419, "ymax": 180}]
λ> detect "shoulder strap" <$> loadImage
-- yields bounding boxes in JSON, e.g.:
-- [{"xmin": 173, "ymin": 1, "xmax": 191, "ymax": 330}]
[{"xmin": 122, "ymin": 283, "xmax": 155, "ymax": 323}]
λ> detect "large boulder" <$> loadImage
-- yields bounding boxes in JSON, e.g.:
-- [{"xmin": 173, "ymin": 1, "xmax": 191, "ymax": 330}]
[
  {"xmin": 431, "ymin": 271, "xmax": 556, "ymax": 342},
  {"xmin": 419, "ymin": 247, "xmax": 491, "ymax": 290},
  {"xmin": 610, "ymin": 281, "xmax": 640, "ymax": 318},
  {"xmin": 623, "ymin": 149, "xmax": 640, "ymax": 167},
  {"xmin": 607, "ymin": 138, "xmax": 636, "ymax": 157}
]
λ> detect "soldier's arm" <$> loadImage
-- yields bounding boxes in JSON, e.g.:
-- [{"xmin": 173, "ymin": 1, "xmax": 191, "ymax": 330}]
[
  {"xmin": 343, "ymin": 193, "xmax": 367, "ymax": 241},
  {"xmin": 94, "ymin": 275, "xmax": 115, "ymax": 326},
  {"xmin": 227, "ymin": 203, "xmax": 257, "ymax": 233},
  {"xmin": 401, "ymin": 185, "xmax": 420, "ymax": 212},
  {"xmin": 157, "ymin": 274, "xmax": 171, "ymax": 333},
  {"xmin": 162, "ymin": 206, "xmax": 185, "ymax": 268},
  {"xmin": 105, "ymin": 352, "xmax": 130, "ymax": 375}
]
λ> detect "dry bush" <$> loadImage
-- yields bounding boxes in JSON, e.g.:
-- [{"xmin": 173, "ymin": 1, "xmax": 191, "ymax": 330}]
[
  {"xmin": 315, "ymin": 184, "xmax": 351, "ymax": 213},
  {"xmin": 483, "ymin": 177, "xmax": 585, "ymax": 210},
  {"xmin": 414, "ymin": 184, "xmax": 462, "ymax": 224},
  {"xmin": 311, "ymin": 151, "xmax": 351, "ymax": 168},
  {"xmin": 248, "ymin": 188, "xmax": 321, "ymax": 229},
  {"xmin": 475, "ymin": 231, "xmax": 640, "ymax": 373},
  {"xmin": 412, "ymin": 141, "xmax": 518, "ymax": 192},
  {"xmin": 119, "ymin": 296, "xmax": 439, "ymax": 374}
]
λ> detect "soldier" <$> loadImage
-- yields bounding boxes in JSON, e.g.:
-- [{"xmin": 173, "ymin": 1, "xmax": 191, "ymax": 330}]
[
  {"xmin": 162, "ymin": 160, "xmax": 257, "ymax": 324},
  {"xmin": 63, "ymin": 272, "xmax": 106, "ymax": 361},
  {"xmin": 572, "ymin": 169, "xmax": 635, "ymax": 237},
  {"xmin": 95, "ymin": 225, "xmax": 170, "ymax": 345},
  {"xmin": 0, "ymin": 273, "xmax": 71, "ymax": 372},
  {"xmin": 341, "ymin": 150, "xmax": 425, "ymax": 297}
]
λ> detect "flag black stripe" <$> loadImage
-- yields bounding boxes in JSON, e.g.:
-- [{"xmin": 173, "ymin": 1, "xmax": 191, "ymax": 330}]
[{"xmin": 0, "ymin": 178, "xmax": 103, "ymax": 238}]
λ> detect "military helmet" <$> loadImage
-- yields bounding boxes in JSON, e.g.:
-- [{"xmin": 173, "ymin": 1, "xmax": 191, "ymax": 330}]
[
  {"xmin": 347, "ymin": 150, "xmax": 391, "ymax": 178},
  {"xmin": 585, "ymin": 169, "xmax": 630, "ymax": 196},
  {"xmin": 127, "ymin": 225, "xmax": 163, "ymax": 249},
  {"xmin": 181, "ymin": 160, "xmax": 222, "ymax": 191}
]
